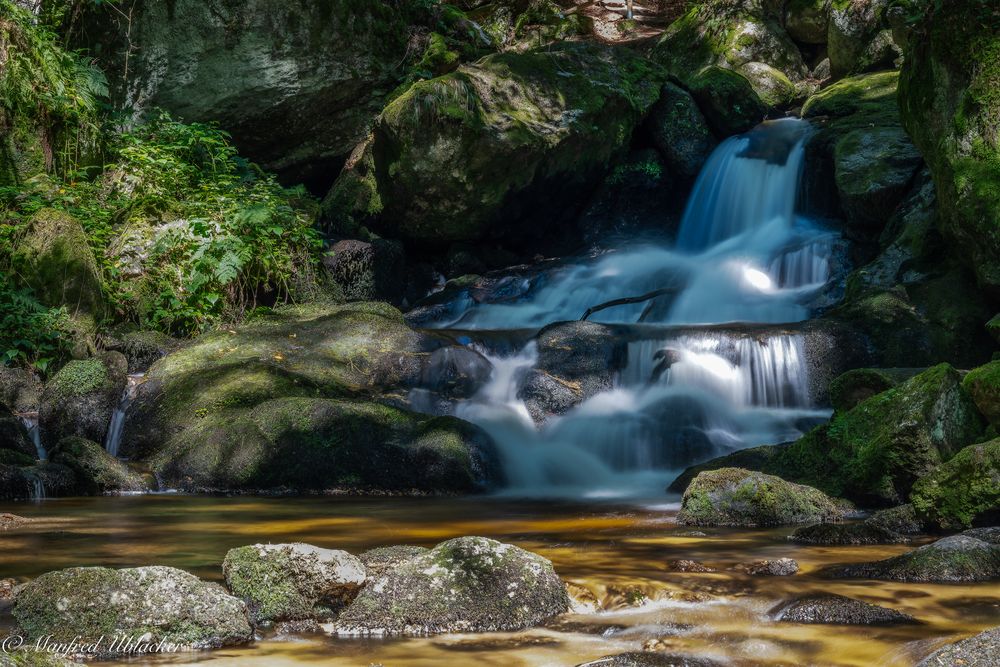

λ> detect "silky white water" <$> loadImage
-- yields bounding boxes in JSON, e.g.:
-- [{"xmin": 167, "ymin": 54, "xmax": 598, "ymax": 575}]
[
  {"xmin": 105, "ymin": 373, "xmax": 145, "ymax": 458},
  {"xmin": 421, "ymin": 119, "xmax": 837, "ymax": 498},
  {"xmin": 16, "ymin": 412, "xmax": 45, "ymax": 461}
]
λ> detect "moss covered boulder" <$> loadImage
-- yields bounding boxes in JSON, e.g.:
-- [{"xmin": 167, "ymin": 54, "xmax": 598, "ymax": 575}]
[
  {"xmin": 325, "ymin": 42, "xmax": 664, "ymax": 244},
  {"xmin": 12, "ymin": 566, "xmax": 252, "ymax": 651},
  {"xmin": 828, "ymin": 367, "xmax": 922, "ymax": 412},
  {"xmin": 688, "ymin": 66, "xmax": 769, "ymax": 137},
  {"xmin": 647, "ymin": 83, "xmax": 717, "ymax": 180},
  {"xmin": 910, "ymin": 439, "xmax": 1000, "ymax": 530},
  {"xmin": 864, "ymin": 504, "xmax": 923, "ymax": 535},
  {"xmin": 670, "ymin": 365, "xmax": 986, "ymax": 505},
  {"xmin": 334, "ymin": 536, "xmax": 568, "ymax": 635},
  {"xmin": 678, "ymin": 468, "xmax": 851, "ymax": 527},
  {"xmin": 833, "ymin": 126, "xmax": 922, "ymax": 232},
  {"xmin": 223, "ymin": 543, "xmax": 366, "ymax": 625},
  {"xmin": 120, "ymin": 303, "xmax": 499, "ymax": 492},
  {"xmin": 11, "ymin": 208, "xmax": 106, "ymax": 329},
  {"xmin": 785, "ymin": 0, "xmax": 831, "ymax": 44},
  {"xmin": 963, "ymin": 360, "xmax": 1000, "ymax": 429},
  {"xmin": 822, "ymin": 534, "xmax": 1000, "ymax": 583},
  {"xmin": 39, "ymin": 352, "xmax": 127, "ymax": 448},
  {"xmin": 49, "ymin": 437, "xmax": 147, "ymax": 495},
  {"xmin": 898, "ymin": 0, "xmax": 1000, "ymax": 293}
]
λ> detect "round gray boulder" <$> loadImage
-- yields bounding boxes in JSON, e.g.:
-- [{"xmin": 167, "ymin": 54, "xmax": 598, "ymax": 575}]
[{"xmin": 772, "ymin": 593, "xmax": 916, "ymax": 625}]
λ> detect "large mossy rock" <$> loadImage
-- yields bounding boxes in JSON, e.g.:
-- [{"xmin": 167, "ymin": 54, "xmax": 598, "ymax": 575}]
[
  {"xmin": 647, "ymin": 83, "xmax": 717, "ymax": 180},
  {"xmin": 326, "ymin": 42, "xmax": 663, "ymax": 244},
  {"xmin": 671, "ymin": 365, "xmax": 985, "ymax": 505},
  {"xmin": 82, "ymin": 0, "xmax": 419, "ymax": 185},
  {"xmin": 822, "ymin": 534, "xmax": 1000, "ymax": 583},
  {"xmin": 223, "ymin": 543, "xmax": 366, "ymax": 625},
  {"xmin": 120, "ymin": 302, "xmax": 499, "ymax": 492},
  {"xmin": 827, "ymin": 0, "xmax": 895, "ymax": 79},
  {"xmin": 49, "ymin": 437, "xmax": 147, "ymax": 495},
  {"xmin": 917, "ymin": 626, "xmax": 1000, "ymax": 667},
  {"xmin": 687, "ymin": 66, "xmax": 769, "ymax": 137},
  {"xmin": 334, "ymin": 536, "xmax": 568, "ymax": 635},
  {"xmin": 785, "ymin": 0, "xmax": 831, "ymax": 45},
  {"xmin": 11, "ymin": 208, "xmax": 106, "ymax": 328},
  {"xmin": 677, "ymin": 468, "xmax": 851, "ymax": 527},
  {"xmin": 910, "ymin": 439, "xmax": 1000, "ymax": 530},
  {"xmin": 39, "ymin": 353, "xmax": 126, "ymax": 448},
  {"xmin": 12, "ymin": 566, "xmax": 253, "ymax": 651},
  {"xmin": 898, "ymin": 0, "xmax": 1000, "ymax": 293},
  {"xmin": 963, "ymin": 360, "xmax": 1000, "ymax": 429}
]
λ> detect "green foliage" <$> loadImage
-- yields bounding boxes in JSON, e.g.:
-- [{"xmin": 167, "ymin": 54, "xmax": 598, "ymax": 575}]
[{"xmin": 0, "ymin": 274, "xmax": 72, "ymax": 373}]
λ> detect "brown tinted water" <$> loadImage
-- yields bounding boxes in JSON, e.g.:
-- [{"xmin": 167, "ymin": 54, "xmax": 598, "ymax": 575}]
[{"xmin": 1, "ymin": 495, "xmax": 997, "ymax": 666}]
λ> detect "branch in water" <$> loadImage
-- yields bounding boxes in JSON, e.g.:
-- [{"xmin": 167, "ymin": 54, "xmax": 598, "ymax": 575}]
[{"xmin": 580, "ymin": 287, "xmax": 676, "ymax": 321}]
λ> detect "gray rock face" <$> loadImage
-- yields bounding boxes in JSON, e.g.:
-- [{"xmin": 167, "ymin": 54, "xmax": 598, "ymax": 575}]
[
  {"xmin": 742, "ymin": 558, "xmax": 799, "ymax": 576},
  {"xmin": 789, "ymin": 522, "xmax": 908, "ymax": 545},
  {"xmin": 13, "ymin": 566, "xmax": 252, "ymax": 651},
  {"xmin": 0, "ymin": 367, "xmax": 42, "ymax": 414},
  {"xmin": 834, "ymin": 126, "xmax": 923, "ymax": 234},
  {"xmin": 828, "ymin": 0, "xmax": 891, "ymax": 78},
  {"xmin": 83, "ymin": 0, "xmax": 415, "ymax": 185},
  {"xmin": 822, "ymin": 535, "xmax": 1000, "ymax": 583},
  {"xmin": 334, "ymin": 536, "xmax": 569, "ymax": 636},
  {"xmin": 963, "ymin": 527, "xmax": 1000, "ymax": 546},
  {"xmin": 917, "ymin": 626, "xmax": 1000, "ymax": 667},
  {"xmin": 223, "ymin": 543, "xmax": 366, "ymax": 625},
  {"xmin": 648, "ymin": 83, "xmax": 717, "ymax": 180},
  {"xmin": 773, "ymin": 593, "xmax": 916, "ymax": 625}
]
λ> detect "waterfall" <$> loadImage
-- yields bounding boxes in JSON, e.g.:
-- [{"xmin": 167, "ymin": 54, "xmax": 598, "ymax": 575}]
[
  {"xmin": 105, "ymin": 373, "xmax": 144, "ymax": 458},
  {"xmin": 415, "ymin": 118, "xmax": 837, "ymax": 498},
  {"xmin": 17, "ymin": 412, "xmax": 46, "ymax": 461}
]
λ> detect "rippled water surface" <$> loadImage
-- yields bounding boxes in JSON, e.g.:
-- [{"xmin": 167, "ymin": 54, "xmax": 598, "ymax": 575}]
[{"xmin": 1, "ymin": 495, "xmax": 997, "ymax": 666}]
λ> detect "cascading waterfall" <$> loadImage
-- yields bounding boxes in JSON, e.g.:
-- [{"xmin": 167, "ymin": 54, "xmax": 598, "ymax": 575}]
[
  {"xmin": 105, "ymin": 373, "xmax": 144, "ymax": 458},
  {"xmin": 16, "ymin": 412, "xmax": 46, "ymax": 461},
  {"xmin": 420, "ymin": 118, "xmax": 837, "ymax": 498}
]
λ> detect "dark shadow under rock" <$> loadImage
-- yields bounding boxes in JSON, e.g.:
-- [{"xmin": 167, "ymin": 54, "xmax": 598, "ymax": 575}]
[{"xmin": 789, "ymin": 522, "xmax": 909, "ymax": 545}]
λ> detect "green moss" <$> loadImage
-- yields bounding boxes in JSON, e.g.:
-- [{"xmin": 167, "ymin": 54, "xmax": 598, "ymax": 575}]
[
  {"xmin": 46, "ymin": 359, "xmax": 108, "ymax": 399},
  {"xmin": 802, "ymin": 70, "xmax": 900, "ymax": 125},
  {"xmin": 829, "ymin": 368, "xmax": 904, "ymax": 413},
  {"xmin": 911, "ymin": 438, "xmax": 1000, "ymax": 529},
  {"xmin": 223, "ymin": 546, "xmax": 308, "ymax": 624},
  {"xmin": 688, "ymin": 66, "xmax": 768, "ymax": 136},
  {"xmin": 963, "ymin": 360, "xmax": 1000, "ymax": 428}
]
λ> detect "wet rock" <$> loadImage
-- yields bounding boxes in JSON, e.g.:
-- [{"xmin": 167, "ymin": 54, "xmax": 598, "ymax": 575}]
[
  {"xmin": 962, "ymin": 527, "xmax": 1000, "ymax": 546},
  {"xmin": 13, "ymin": 566, "xmax": 253, "ymax": 651},
  {"xmin": 772, "ymin": 593, "xmax": 916, "ymax": 625},
  {"xmin": 358, "ymin": 545, "xmax": 429, "ymax": 578},
  {"xmin": 822, "ymin": 535, "xmax": 1000, "ymax": 583},
  {"xmin": 120, "ymin": 303, "xmax": 500, "ymax": 493},
  {"xmin": 421, "ymin": 346, "xmax": 492, "ymax": 400},
  {"xmin": 963, "ymin": 360, "xmax": 1000, "ymax": 430},
  {"xmin": 273, "ymin": 618, "xmax": 323, "ymax": 635},
  {"xmin": 910, "ymin": 438, "xmax": 1000, "ymax": 530},
  {"xmin": 578, "ymin": 653, "xmax": 725, "ymax": 667},
  {"xmin": 50, "ymin": 437, "xmax": 148, "ymax": 495},
  {"xmin": 223, "ymin": 543, "xmax": 365, "ymax": 625},
  {"xmin": 519, "ymin": 370, "xmax": 582, "ymax": 424},
  {"xmin": 104, "ymin": 329, "xmax": 180, "ymax": 373},
  {"xmin": 647, "ymin": 83, "xmax": 717, "ymax": 180},
  {"xmin": 916, "ymin": 625, "xmax": 1000, "ymax": 667},
  {"xmin": 678, "ymin": 468, "xmax": 852, "ymax": 527},
  {"xmin": 741, "ymin": 558, "xmax": 799, "ymax": 576},
  {"xmin": 669, "ymin": 560, "xmax": 715, "ymax": 573},
  {"xmin": 0, "ymin": 513, "xmax": 30, "ymax": 530},
  {"xmin": 688, "ymin": 66, "xmax": 769, "ymax": 137},
  {"xmin": 533, "ymin": 320, "xmax": 622, "ymax": 402},
  {"xmin": 39, "ymin": 352, "xmax": 127, "ymax": 448},
  {"xmin": 834, "ymin": 126, "xmax": 923, "ymax": 234},
  {"xmin": 328, "ymin": 42, "xmax": 664, "ymax": 245},
  {"xmin": 334, "ymin": 536, "xmax": 568, "ymax": 635},
  {"xmin": 789, "ymin": 522, "xmax": 908, "ymax": 545},
  {"xmin": 865, "ymin": 504, "xmax": 923, "ymax": 535},
  {"xmin": 786, "ymin": 0, "xmax": 830, "ymax": 44}
]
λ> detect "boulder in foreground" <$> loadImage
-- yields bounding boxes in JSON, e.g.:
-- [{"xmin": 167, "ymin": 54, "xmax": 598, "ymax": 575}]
[
  {"xmin": 13, "ymin": 566, "xmax": 252, "ymax": 651},
  {"xmin": 334, "ymin": 536, "xmax": 568, "ymax": 635},
  {"xmin": 916, "ymin": 626, "xmax": 1000, "ymax": 667}
]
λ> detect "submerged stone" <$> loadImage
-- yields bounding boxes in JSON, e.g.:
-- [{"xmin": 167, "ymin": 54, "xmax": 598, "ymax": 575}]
[
  {"xmin": 334, "ymin": 536, "xmax": 568, "ymax": 636},
  {"xmin": 772, "ymin": 593, "xmax": 916, "ymax": 625},
  {"xmin": 916, "ymin": 626, "xmax": 1000, "ymax": 667},
  {"xmin": 741, "ymin": 558, "xmax": 799, "ymax": 576}
]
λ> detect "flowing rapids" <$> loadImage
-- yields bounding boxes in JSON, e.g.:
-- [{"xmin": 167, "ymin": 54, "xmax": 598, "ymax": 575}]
[{"xmin": 419, "ymin": 118, "xmax": 836, "ymax": 498}]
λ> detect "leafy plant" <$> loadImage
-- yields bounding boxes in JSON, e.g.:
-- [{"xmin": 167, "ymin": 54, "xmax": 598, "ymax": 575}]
[{"xmin": 0, "ymin": 275, "xmax": 72, "ymax": 372}]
